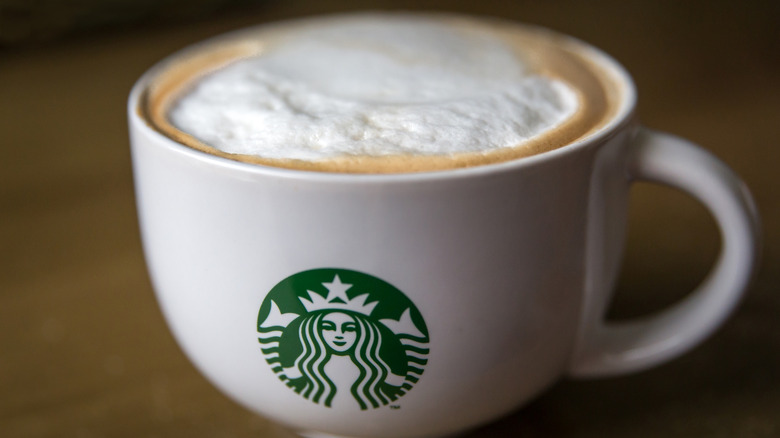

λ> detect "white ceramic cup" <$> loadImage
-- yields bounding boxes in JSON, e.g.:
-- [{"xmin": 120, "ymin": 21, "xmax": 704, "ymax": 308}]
[{"xmin": 129, "ymin": 17, "xmax": 760, "ymax": 438}]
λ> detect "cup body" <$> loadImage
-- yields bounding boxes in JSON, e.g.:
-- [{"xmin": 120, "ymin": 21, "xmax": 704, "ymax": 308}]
[
  {"xmin": 130, "ymin": 128, "xmax": 635, "ymax": 438},
  {"xmin": 129, "ymin": 19, "xmax": 638, "ymax": 438}
]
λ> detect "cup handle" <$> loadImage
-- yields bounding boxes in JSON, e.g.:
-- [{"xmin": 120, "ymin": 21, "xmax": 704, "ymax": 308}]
[{"xmin": 569, "ymin": 128, "xmax": 761, "ymax": 377}]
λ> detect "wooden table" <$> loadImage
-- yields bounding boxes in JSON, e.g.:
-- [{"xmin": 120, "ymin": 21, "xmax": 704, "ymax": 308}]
[{"xmin": 1, "ymin": 1, "xmax": 778, "ymax": 437}]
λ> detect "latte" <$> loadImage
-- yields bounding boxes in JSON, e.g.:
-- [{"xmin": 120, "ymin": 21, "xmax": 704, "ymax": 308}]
[{"xmin": 141, "ymin": 13, "xmax": 624, "ymax": 173}]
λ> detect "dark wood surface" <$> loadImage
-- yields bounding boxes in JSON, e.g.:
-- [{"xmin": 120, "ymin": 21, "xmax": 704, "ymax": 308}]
[{"xmin": 1, "ymin": 1, "xmax": 778, "ymax": 437}]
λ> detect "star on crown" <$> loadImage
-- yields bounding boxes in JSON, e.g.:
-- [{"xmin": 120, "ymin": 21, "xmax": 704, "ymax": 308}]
[{"xmin": 299, "ymin": 275, "xmax": 378, "ymax": 316}]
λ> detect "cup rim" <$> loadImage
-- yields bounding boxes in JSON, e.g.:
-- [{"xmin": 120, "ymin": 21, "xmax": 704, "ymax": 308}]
[{"xmin": 128, "ymin": 12, "xmax": 637, "ymax": 183}]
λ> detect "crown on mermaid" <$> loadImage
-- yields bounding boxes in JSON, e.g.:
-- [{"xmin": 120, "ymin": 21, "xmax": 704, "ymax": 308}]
[{"xmin": 299, "ymin": 275, "xmax": 378, "ymax": 316}]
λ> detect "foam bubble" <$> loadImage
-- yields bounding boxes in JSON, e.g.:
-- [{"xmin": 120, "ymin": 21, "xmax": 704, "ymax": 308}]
[{"xmin": 169, "ymin": 17, "xmax": 579, "ymax": 160}]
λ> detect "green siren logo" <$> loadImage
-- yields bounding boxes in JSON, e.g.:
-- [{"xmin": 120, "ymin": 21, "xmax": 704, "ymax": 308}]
[{"xmin": 257, "ymin": 268, "xmax": 429, "ymax": 410}]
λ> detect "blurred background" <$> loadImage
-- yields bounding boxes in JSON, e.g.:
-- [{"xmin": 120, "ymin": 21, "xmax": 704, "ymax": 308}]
[{"xmin": 1, "ymin": 0, "xmax": 778, "ymax": 437}]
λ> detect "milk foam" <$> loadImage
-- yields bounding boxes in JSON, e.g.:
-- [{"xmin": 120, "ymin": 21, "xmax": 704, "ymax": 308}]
[{"xmin": 169, "ymin": 17, "xmax": 579, "ymax": 160}]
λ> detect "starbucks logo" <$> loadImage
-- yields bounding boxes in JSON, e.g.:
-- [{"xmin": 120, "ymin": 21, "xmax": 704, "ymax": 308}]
[{"xmin": 257, "ymin": 268, "xmax": 429, "ymax": 410}]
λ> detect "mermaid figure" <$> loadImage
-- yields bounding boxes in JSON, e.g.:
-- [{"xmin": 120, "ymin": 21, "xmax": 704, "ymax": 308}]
[{"xmin": 258, "ymin": 273, "xmax": 429, "ymax": 409}]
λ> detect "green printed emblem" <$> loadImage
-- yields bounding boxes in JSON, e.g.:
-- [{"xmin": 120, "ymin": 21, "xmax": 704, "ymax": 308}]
[{"xmin": 257, "ymin": 268, "xmax": 429, "ymax": 409}]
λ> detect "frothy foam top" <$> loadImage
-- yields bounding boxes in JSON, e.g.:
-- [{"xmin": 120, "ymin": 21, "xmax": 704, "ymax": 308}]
[{"xmin": 167, "ymin": 17, "xmax": 580, "ymax": 160}]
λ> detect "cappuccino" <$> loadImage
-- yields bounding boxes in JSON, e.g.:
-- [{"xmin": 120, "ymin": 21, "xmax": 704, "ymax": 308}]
[{"xmin": 142, "ymin": 13, "xmax": 623, "ymax": 173}]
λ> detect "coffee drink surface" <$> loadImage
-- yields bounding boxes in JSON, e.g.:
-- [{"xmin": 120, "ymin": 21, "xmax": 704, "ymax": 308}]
[{"xmin": 143, "ymin": 13, "xmax": 624, "ymax": 173}]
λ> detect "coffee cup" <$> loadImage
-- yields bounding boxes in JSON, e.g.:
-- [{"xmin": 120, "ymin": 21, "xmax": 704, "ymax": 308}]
[{"xmin": 128, "ymin": 12, "xmax": 760, "ymax": 438}]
